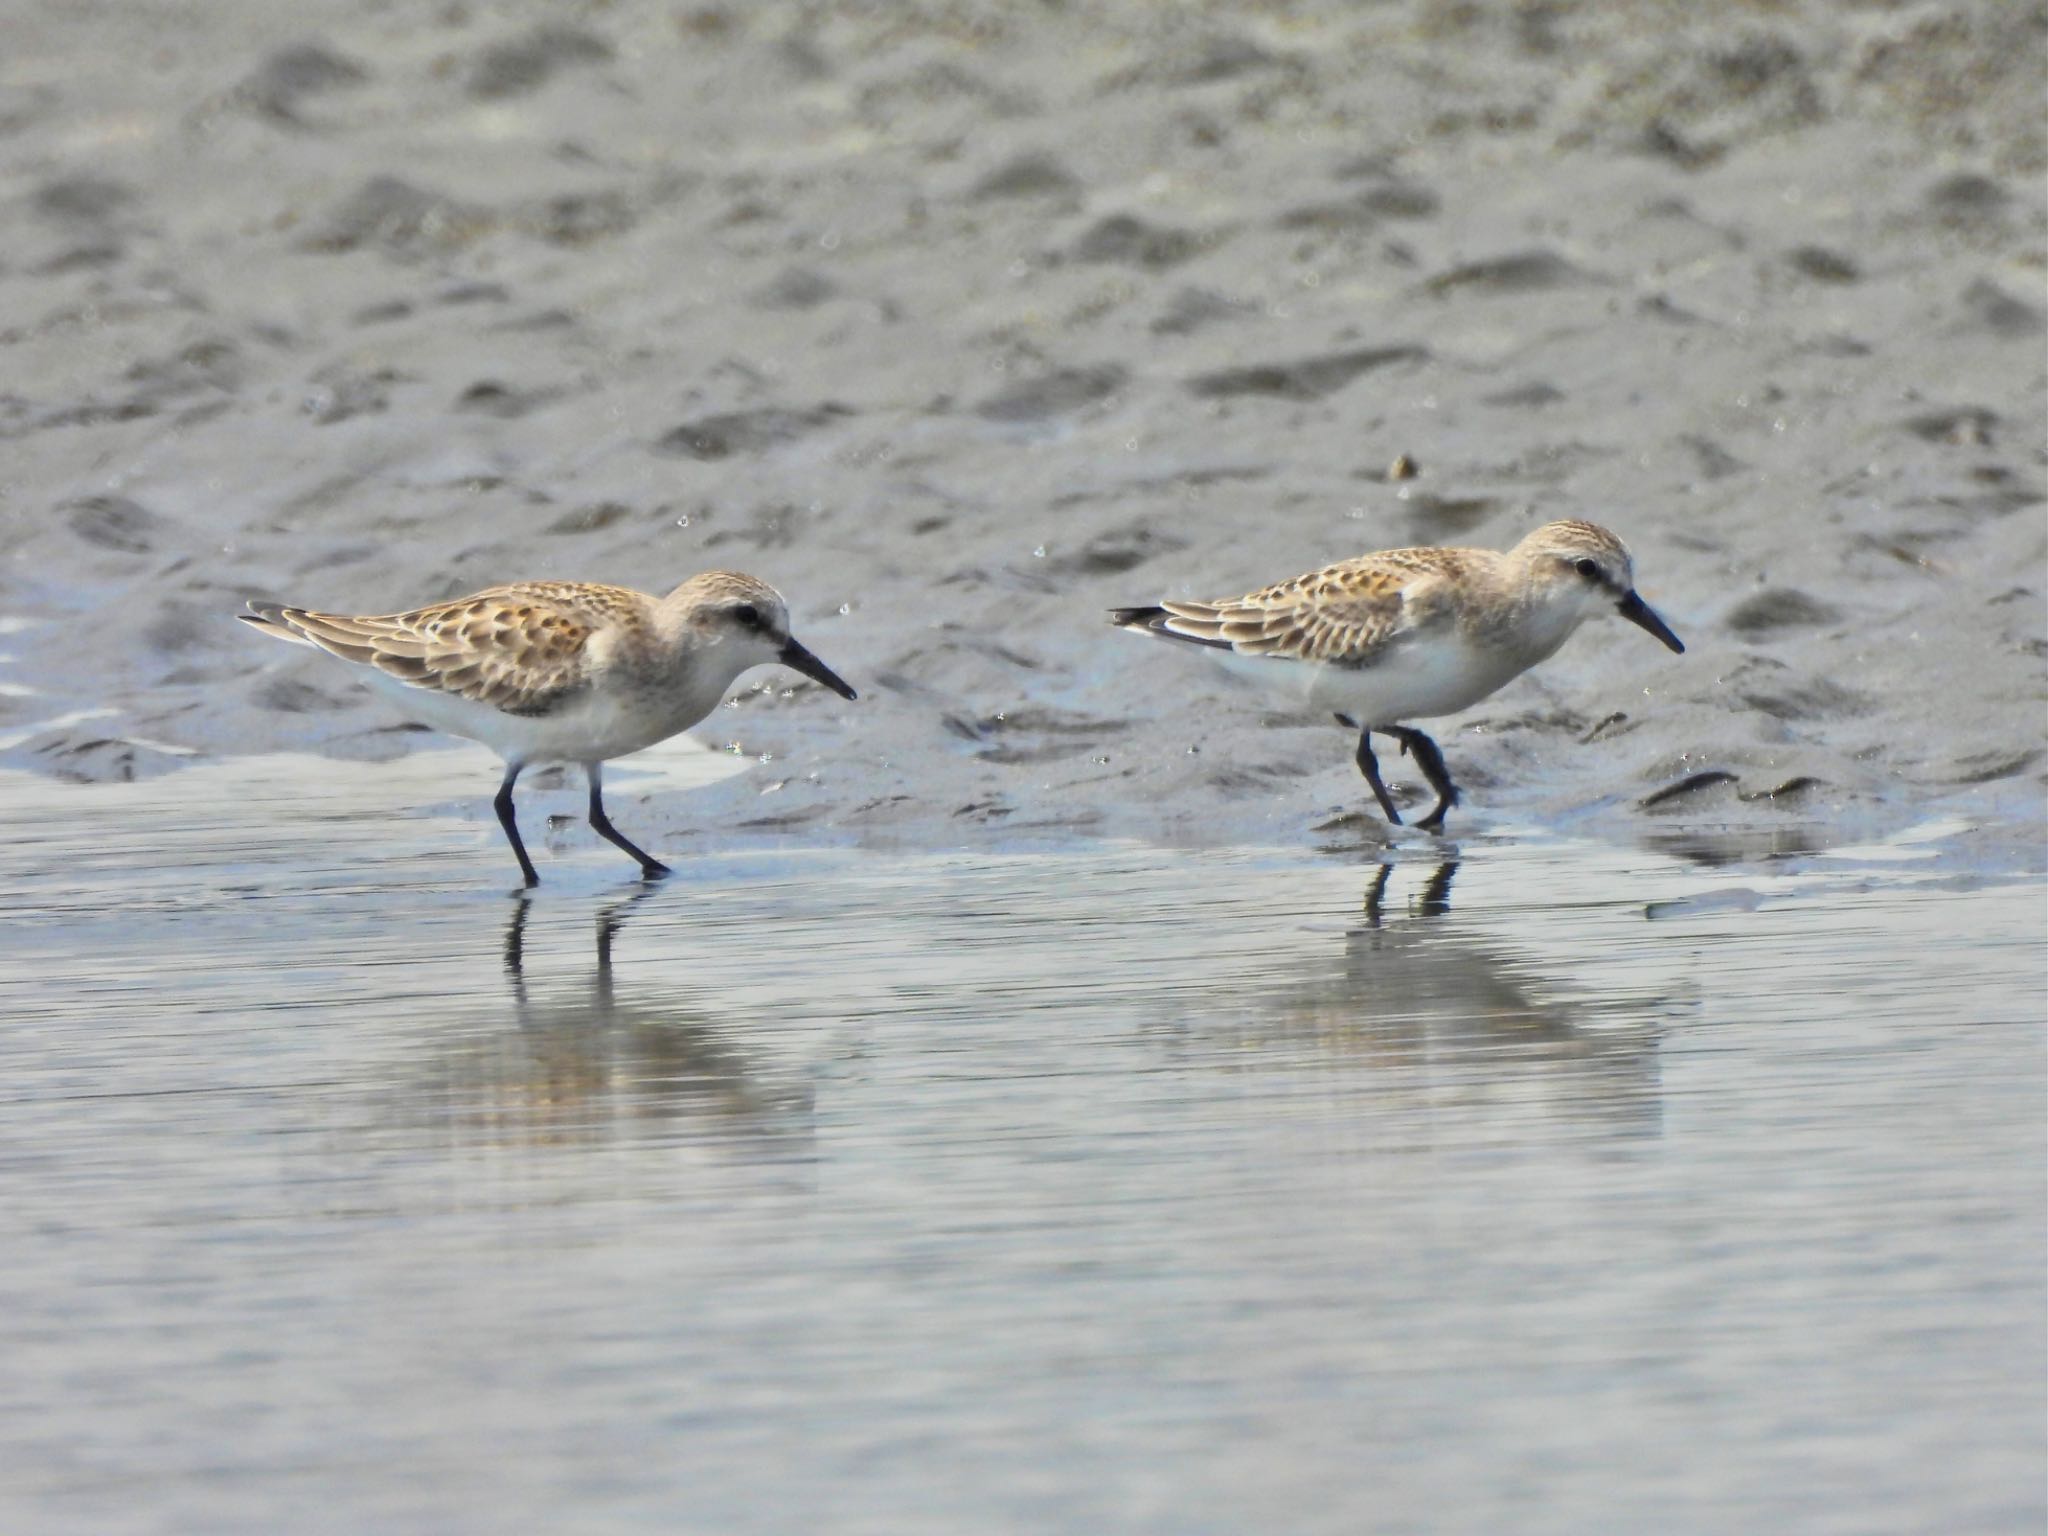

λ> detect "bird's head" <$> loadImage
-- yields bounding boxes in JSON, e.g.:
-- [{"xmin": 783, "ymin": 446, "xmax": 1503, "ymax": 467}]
[
  {"xmin": 1516, "ymin": 521, "xmax": 1684, "ymax": 654},
  {"xmin": 664, "ymin": 572, "xmax": 858, "ymax": 698}
]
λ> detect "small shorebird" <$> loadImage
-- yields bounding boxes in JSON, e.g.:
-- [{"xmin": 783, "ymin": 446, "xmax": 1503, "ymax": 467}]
[
  {"xmin": 1111, "ymin": 519, "xmax": 1683, "ymax": 832},
  {"xmin": 240, "ymin": 572, "xmax": 856, "ymax": 885}
]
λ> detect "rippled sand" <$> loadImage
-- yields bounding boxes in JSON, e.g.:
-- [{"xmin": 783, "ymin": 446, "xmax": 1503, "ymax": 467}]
[{"xmin": 0, "ymin": 1, "xmax": 2041, "ymax": 863}]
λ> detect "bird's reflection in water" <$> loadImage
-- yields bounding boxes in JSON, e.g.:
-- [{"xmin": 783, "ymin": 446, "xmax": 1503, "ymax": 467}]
[
  {"xmin": 1644, "ymin": 825, "xmax": 1824, "ymax": 868},
  {"xmin": 1234, "ymin": 858, "xmax": 1664, "ymax": 1143},
  {"xmin": 1360, "ymin": 856, "xmax": 1457, "ymax": 927},
  {"xmin": 407, "ymin": 887, "xmax": 813, "ymax": 1156}
]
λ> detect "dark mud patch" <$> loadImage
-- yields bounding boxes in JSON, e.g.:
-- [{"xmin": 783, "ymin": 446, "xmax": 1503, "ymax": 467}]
[
  {"xmin": 301, "ymin": 175, "xmax": 489, "ymax": 256},
  {"xmin": 1724, "ymin": 588, "xmax": 1845, "ymax": 636},
  {"xmin": 1186, "ymin": 345, "xmax": 1425, "ymax": 401},
  {"xmin": 969, "ymin": 151, "xmax": 1082, "ymax": 202},
  {"xmin": 653, "ymin": 405, "xmax": 853, "ymax": 460},
  {"xmin": 466, "ymin": 26, "xmax": 614, "ymax": 101},
  {"xmin": 1071, "ymin": 214, "xmax": 1212, "ymax": 270},
  {"xmin": 234, "ymin": 41, "xmax": 371, "ymax": 126},
  {"xmin": 976, "ymin": 365, "xmax": 1127, "ymax": 423},
  {"xmin": 1424, "ymin": 250, "xmax": 1602, "ymax": 297}
]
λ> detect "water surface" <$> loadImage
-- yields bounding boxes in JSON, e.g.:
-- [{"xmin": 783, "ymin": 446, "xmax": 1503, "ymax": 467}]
[{"xmin": 0, "ymin": 760, "xmax": 2041, "ymax": 1533}]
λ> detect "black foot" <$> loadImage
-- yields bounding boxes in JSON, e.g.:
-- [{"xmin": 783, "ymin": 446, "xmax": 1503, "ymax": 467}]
[{"xmin": 1386, "ymin": 727, "xmax": 1460, "ymax": 833}]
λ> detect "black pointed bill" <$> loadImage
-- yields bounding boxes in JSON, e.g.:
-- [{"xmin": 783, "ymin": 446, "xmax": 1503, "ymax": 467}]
[
  {"xmin": 1616, "ymin": 590, "xmax": 1684, "ymax": 654},
  {"xmin": 778, "ymin": 637, "xmax": 858, "ymax": 700}
]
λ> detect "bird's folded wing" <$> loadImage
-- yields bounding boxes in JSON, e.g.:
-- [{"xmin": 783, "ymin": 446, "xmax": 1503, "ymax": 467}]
[
  {"xmin": 1156, "ymin": 566, "xmax": 1435, "ymax": 665},
  {"xmin": 247, "ymin": 587, "xmax": 594, "ymax": 716}
]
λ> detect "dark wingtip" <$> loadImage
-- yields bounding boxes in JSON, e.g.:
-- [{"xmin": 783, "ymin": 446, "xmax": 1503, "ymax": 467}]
[
  {"xmin": 1111, "ymin": 605, "xmax": 1238, "ymax": 652},
  {"xmin": 1109, "ymin": 605, "xmax": 1166, "ymax": 629}
]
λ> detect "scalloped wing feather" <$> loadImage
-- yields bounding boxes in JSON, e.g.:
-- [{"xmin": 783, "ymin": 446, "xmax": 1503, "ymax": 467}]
[
  {"xmin": 252, "ymin": 584, "xmax": 609, "ymax": 717},
  {"xmin": 1155, "ymin": 555, "xmax": 1462, "ymax": 666}
]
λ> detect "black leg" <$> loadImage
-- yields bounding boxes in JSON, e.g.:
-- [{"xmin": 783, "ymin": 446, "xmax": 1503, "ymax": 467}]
[
  {"xmin": 1353, "ymin": 727, "xmax": 1403, "ymax": 826},
  {"xmin": 495, "ymin": 764, "xmax": 540, "ymax": 888},
  {"xmin": 586, "ymin": 763, "xmax": 670, "ymax": 879},
  {"xmin": 1387, "ymin": 727, "xmax": 1461, "ymax": 833}
]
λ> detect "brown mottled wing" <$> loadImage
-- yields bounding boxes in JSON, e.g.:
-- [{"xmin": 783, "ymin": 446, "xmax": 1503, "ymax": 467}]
[
  {"xmin": 1148, "ymin": 552, "xmax": 1459, "ymax": 665},
  {"xmin": 248, "ymin": 583, "xmax": 606, "ymax": 716}
]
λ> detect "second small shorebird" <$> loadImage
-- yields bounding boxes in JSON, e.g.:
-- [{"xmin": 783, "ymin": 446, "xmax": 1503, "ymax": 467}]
[
  {"xmin": 1111, "ymin": 519, "xmax": 1683, "ymax": 832},
  {"xmin": 240, "ymin": 572, "xmax": 856, "ymax": 885}
]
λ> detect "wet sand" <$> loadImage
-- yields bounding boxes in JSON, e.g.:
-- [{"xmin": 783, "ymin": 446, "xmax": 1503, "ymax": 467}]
[{"xmin": 0, "ymin": 1, "xmax": 2042, "ymax": 865}]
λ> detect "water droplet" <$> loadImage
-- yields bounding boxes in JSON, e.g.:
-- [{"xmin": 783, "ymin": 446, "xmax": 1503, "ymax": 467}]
[
  {"xmin": 676, "ymin": 513, "xmax": 690, "ymax": 527},
  {"xmin": 819, "ymin": 230, "xmax": 840, "ymax": 250},
  {"xmin": 838, "ymin": 602, "xmax": 851, "ymax": 616},
  {"xmin": 1031, "ymin": 545, "xmax": 1046, "ymax": 559}
]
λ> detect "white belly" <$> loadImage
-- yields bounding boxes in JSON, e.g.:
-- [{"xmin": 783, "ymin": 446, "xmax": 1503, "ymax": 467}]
[
  {"xmin": 1216, "ymin": 635, "xmax": 1525, "ymax": 725},
  {"xmin": 358, "ymin": 668, "xmax": 725, "ymax": 765}
]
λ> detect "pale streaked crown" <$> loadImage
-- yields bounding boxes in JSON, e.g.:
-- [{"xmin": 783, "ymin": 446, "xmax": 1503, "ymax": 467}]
[
  {"xmin": 1514, "ymin": 519, "xmax": 1635, "ymax": 591},
  {"xmin": 665, "ymin": 570, "xmax": 791, "ymax": 642}
]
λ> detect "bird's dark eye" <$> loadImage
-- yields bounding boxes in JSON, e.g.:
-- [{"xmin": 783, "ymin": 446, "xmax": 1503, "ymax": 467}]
[
  {"xmin": 733, "ymin": 603, "xmax": 762, "ymax": 629},
  {"xmin": 1574, "ymin": 558, "xmax": 1601, "ymax": 580}
]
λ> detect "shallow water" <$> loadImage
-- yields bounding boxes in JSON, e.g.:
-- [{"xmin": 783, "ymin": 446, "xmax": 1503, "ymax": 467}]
[{"xmin": 0, "ymin": 758, "xmax": 2041, "ymax": 1534}]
